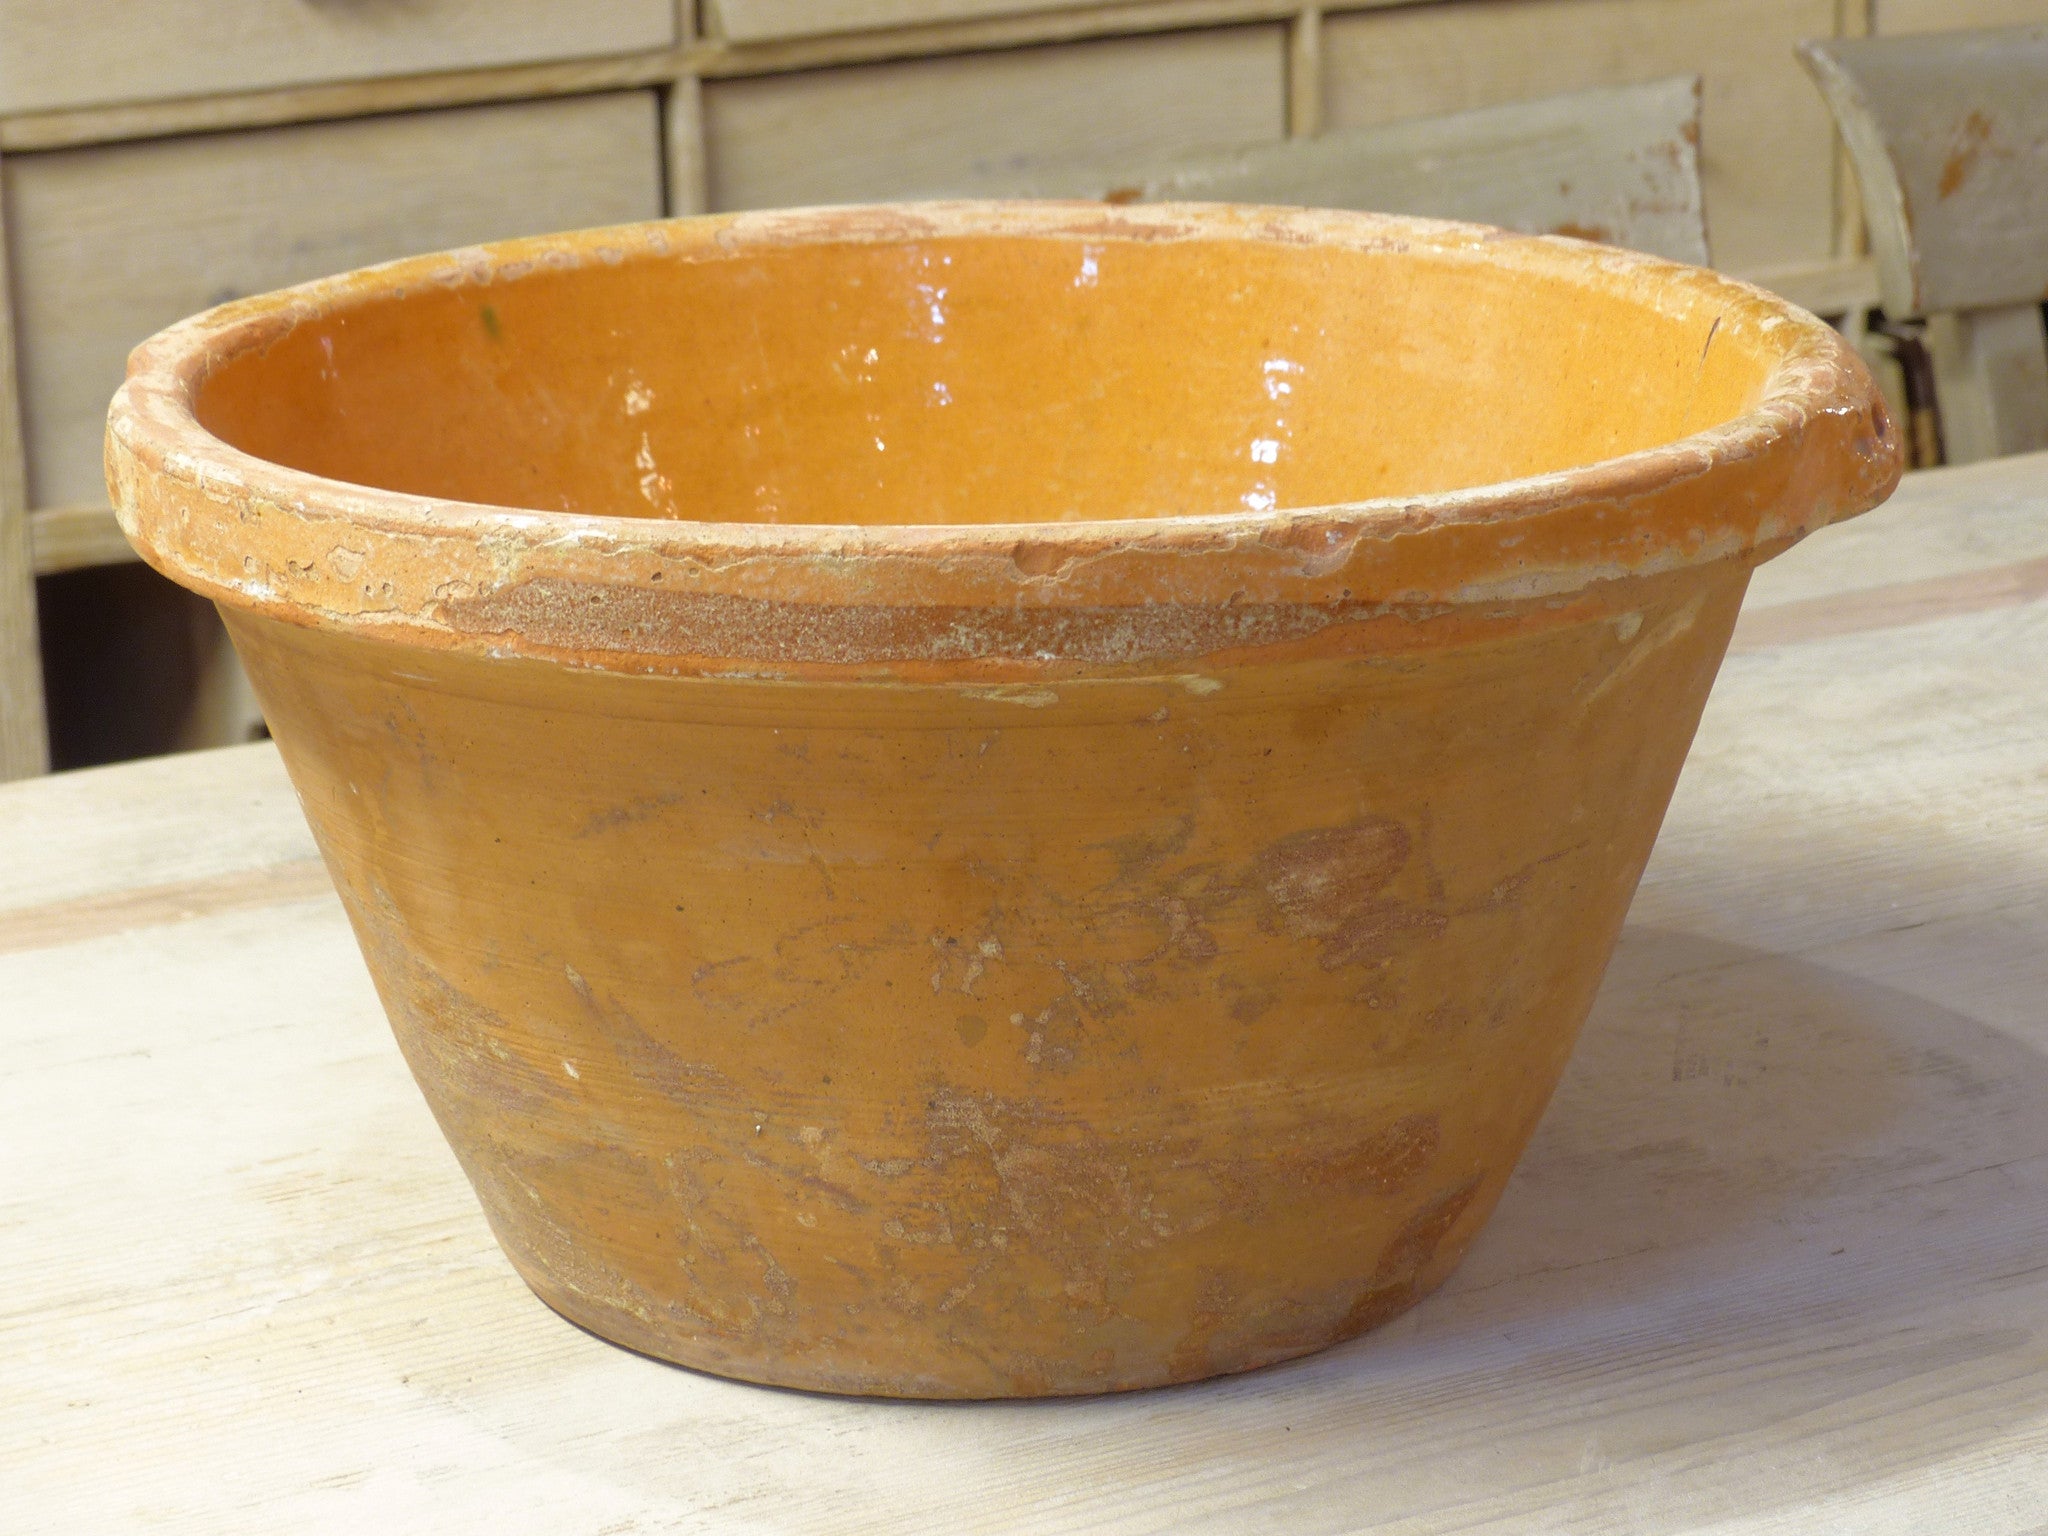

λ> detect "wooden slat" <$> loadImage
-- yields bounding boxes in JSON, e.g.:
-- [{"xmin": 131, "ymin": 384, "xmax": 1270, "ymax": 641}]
[
  {"xmin": 1287, "ymin": 5, "xmax": 1323, "ymax": 138},
  {"xmin": 1733, "ymin": 551, "xmax": 2048, "ymax": 651},
  {"xmin": 28, "ymin": 504, "xmax": 134, "ymax": 577},
  {"xmin": 3, "ymin": 92, "xmax": 665, "ymax": 512},
  {"xmin": 0, "ymin": 152, "xmax": 49, "ymax": 779},
  {"xmin": 1799, "ymin": 26, "xmax": 2048, "ymax": 317},
  {"xmin": 1743, "ymin": 255, "xmax": 1881, "ymax": 318},
  {"xmin": 957, "ymin": 76, "xmax": 1709, "ymax": 267},
  {"xmin": 1323, "ymin": 0, "xmax": 1840, "ymax": 276},
  {"xmin": 0, "ymin": 0, "xmax": 676, "ymax": 117},
  {"xmin": 664, "ymin": 73, "xmax": 710, "ymax": 215},
  {"xmin": 696, "ymin": 0, "xmax": 1317, "ymax": 75},
  {"xmin": 0, "ymin": 739, "xmax": 311, "ymax": 913},
  {"xmin": 1832, "ymin": 0, "xmax": 1872, "ymax": 274},
  {"xmin": 1746, "ymin": 450, "xmax": 2048, "ymax": 609},
  {"xmin": 0, "ymin": 857, "xmax": 331, "ymax": 956},
  {"xmin": 0, "ymin": 50, "xmax": 689, "ymax": 156},
  {"xmin": 1876, "ymin": 0, "xmax": 2048, "ymax": 33},
  {"xmin": 709, "ymin": 0, "xmax": 1117, "ymax": 44},
  {"xmin": 702, "ymin": 25, "xmax": 1287, "ymax": 210},
  {"xmin": 1926, "ymin": 305, "xmax": 2048, "ymax": 463}
]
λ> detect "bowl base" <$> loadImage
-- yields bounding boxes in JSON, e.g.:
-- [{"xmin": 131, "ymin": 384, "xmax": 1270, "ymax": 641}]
[{"xmin": 497, "ymin": 1234, "xmax": 1476, "ymax": 1400}]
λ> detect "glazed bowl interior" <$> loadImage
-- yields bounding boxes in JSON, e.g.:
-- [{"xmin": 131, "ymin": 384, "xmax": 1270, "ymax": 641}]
[{"xmin": 192, "ymin": 222, "xmax": 1775, "ymax": 529}]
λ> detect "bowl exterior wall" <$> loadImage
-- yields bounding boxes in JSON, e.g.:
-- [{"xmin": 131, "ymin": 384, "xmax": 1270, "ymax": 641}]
[{"xmin": 224, "ymin": 561, "xmax": 1746, "ymax": 1397}]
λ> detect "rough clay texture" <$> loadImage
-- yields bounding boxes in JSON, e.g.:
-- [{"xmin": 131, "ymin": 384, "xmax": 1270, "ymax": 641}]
[{"xmin": 109, "ymin": 204, "xmax": 1899, "ymax": 1396}]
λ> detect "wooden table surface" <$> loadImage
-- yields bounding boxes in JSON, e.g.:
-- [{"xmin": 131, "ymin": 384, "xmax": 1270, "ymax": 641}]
[{"xmin": 6, "ymin": 455, "xmax": 2048, "ymax": 1534}]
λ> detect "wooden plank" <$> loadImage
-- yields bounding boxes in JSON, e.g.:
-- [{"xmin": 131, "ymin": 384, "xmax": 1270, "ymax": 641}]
[
  {"xmin": 1633, "ymin": 639, "xmax": 2048, "ymax": 962},
  {"xmin": 0, "ymin": 50, "xmax": 689, "ymax": 156},
  {"xmin": 0, "ymin": 0, "xmax": 675, "ymax": 116},
  {"xmin": 1832, "ymin": 0, "xmax": 1872, "ymax": 273},
  {"xmin": 1287, "ymin": 5, "xmax": 1323, "ymax": 138},
  {"xmin": 1926, "ymin": 304, "xmax": 2048, "ymax": 463},
  {"xmin": 1743, "ymin": 255, "xmax": 1880, "ymax": 317},
  {"xmin": 1799, "ymin": 26, "xmax": 2048, "ymax": 316},
  {"xmin": 949, "ymin": 76, "xmax": 1710, "ymax": 267},
  {"xmin": 694, "ymin": 2, "xmax": 1409, "ymax": 84},
  {"xmin": 28, "ymin": 504, "xmax": 135, "ymax": 576},
  {"xmin": 7, "ymin": 458, "xmax": 2048, "ymax": 1529},
  {"xmin": 1323, "ymin": 0, "xmax": 1839, "ymax": 275},
  {"xmin": 1641, "ymin": 453, "xmax": 2048, "ymax": 961},
  {"xmin": 2, "ymin": 92, "xmax": 664, "ymax": 512},
  {"xmin": 1876, "ymin": 0, "xmax": 2048, "ymax": 32},
  {"xmin": 665, "ymin": 73, "xmax": 710, "ymax": 215},
  {"xmin": 702, "ymin": 25, "xmax": 1286, "ymax": 210},
  {"xmin": 1732, "ymin": 550, "xmax": 2048, "ymax": 651},
  {"xmin": 0, "ymin": 739, "xmax": 310, "ymax": 913},
  {"xmin": 1744, "ymin": 451, "xmax": 2048, "ymax": 608},
  {"xmin": 710, "ymin": 0, "xmax": 1114, "ymax": 44},
  {"xmin": 0, "ymin": 856, "xmax": 330, "ymax": 956},
  {"xmin": 0, "ymin": 153, "xmax": 49, "ymax": 779}
]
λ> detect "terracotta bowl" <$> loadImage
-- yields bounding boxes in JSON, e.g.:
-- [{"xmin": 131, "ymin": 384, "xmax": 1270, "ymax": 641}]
[{"xmin": 107, "ymin": 203, "xmax": 1900, "ymax": 1398}]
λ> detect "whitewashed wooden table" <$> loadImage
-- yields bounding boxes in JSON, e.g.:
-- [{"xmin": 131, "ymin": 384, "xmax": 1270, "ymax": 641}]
[{"xmin": 6, "ymin": 455, "xmax": 2048, "ymax": 1534}]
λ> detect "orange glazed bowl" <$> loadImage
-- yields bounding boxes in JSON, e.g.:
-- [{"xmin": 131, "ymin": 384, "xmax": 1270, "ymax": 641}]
[{"xmin": 106, "ymin": 203, "xmax": 1899, "ymax": 1398}]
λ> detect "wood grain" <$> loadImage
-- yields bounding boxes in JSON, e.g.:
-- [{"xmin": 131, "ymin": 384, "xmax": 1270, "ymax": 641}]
[
  {"xmin": 0, "ymin": 856, "xmax": 331, "ymax": 955},
  {"xmin": 0, "ymin": 738, "xmax": 312, "ymax": 913},
  {"xmin": 5, "ymin": 456, "xmax": 2048, "ymax": 1528},
  {"xmin": 1323, "ymin": 0, "xmax": 1840, "ymax": 274},
  {"xmin": 3, "ymin": 92, "xmax": 664, "ymax": 510},
  {"xmin": 1745, "ymin": 450, "xmax": 2048, "ymax": 607},
  {"xmin": 0, "ymin": 0, "xmax": 676, "ymax": 116},
  {"xmin": 0, "ymin": 154, "xmax": 48, "ymax": 779},
  {"xmin": 702, "ymin": 25, "xmax": 1286, "ymax": 210},
  {"xmin": 1732, "ymin": 551, "xmax": 2048, "ymax": 650}
]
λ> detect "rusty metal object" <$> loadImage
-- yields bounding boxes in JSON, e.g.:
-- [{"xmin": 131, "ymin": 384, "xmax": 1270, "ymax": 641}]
[
  {"xmin": 1869, "ymin": 314, "xmax": 1947, "ymax": 468},
  {"xmin": 105, "ymin": 204, "xmax": 1900, "ymax": 1397}
]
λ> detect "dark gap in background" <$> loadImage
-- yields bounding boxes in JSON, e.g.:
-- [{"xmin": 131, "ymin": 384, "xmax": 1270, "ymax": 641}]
[{"xmin": 37, "ymin": 563, "xmax": 212, "ymax": 770}]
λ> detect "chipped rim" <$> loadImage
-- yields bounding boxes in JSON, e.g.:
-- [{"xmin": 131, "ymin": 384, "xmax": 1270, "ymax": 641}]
[{"xmin": 105, "ymin": 201, "xmax": 1901, "ymax": 676}]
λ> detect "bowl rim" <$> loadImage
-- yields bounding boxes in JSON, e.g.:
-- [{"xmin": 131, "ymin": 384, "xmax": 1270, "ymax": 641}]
[{"xmin": 105, "ymin": 201, "xmax": 1901, "ymax": 675}]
